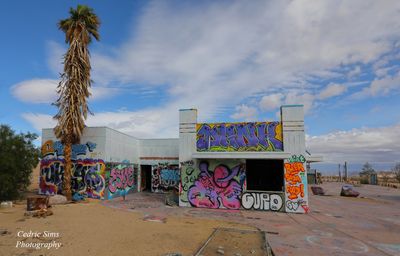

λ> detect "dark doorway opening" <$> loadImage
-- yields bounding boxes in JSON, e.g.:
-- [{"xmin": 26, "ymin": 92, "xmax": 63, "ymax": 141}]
[
  {"xmin": 246, "ymin": 159, "xmax": 284, "ymax": 191},
  {"xmin": 140, "ymin": 165, "xmax": 152, "ymax": 192}
]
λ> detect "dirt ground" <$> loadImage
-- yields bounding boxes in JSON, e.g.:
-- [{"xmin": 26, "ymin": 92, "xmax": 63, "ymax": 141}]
[
  {"xmin": 0, "ymin": 201, "xmax": 260, "ymax": 256},
  {"xmin": 2, "ymin": 170, "xmax": 399, "ymax": 256}
]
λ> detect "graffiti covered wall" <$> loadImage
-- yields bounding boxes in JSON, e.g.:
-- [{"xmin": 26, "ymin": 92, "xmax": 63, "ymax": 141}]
[
  {"xmin": 241, "ymin": 192, "xmax": 284, "ymax": 212},
  {"xmin": 284, "ymin": 155, "xmax": 309, "ymax": 213},
  {"xmin": 39, "ymin": 140, "xmax": 106, "ymax": 199},
  {"xmin": 106, "ymin": 163, "xmax": 137, "ymax": 199},
  {"xmin": 151, "ymin": 163, "xmax": 179, "ymax": 193},
  {"xmin": 196, "ymin": 122, "xmax": 283, "ymax": 152},
  {"xmin": 180, "ymin": 159, "xmax": 246, "ymax": 209}
]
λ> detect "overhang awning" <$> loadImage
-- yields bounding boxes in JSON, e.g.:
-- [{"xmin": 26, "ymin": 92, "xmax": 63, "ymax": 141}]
[
  {"xmin": 305, "ymin": 155, "xmax": 323, "ymax": 163},
  {"xmin": 192, "ymin": 151, "xmax": 292, "ymax": 159}
]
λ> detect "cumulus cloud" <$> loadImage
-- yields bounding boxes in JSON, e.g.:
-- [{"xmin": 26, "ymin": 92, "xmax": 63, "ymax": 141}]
[
  {"xmin": 318, "ymin": 83, "xmax": 347, "ymax": 100},
  {"xmin": 259, "ymin": 93, "xmax": 284, "ymax": 111},
  {"xmin": 350, "ymin": 72, "xmax": 400, "ymax": 100},
  {"xmin": 17, "ymin": 0, "xmax": 400, "ymax": 145},
  {"xmin": 230, "ymin": 104, "xmax": 258, "ymax": 121},
  {"xmin": 11, "ymin": 79, "xmax": 119, "ymax": 104},
  {"xmin": 11, "ymin": 79, "xmax": 58, "ymax": 104},
  {"xmin": 306, "ymin": 124, "xmax": 400, "ymax": 163},
  {"xmin": 22, "ymin": 105, "xmax": 179, "ymax": 139}
]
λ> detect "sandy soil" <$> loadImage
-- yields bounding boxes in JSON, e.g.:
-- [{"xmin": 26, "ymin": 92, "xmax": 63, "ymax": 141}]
[{"xmin": 0, "ymin": 201, "xmax": 257, "ymax": 256}]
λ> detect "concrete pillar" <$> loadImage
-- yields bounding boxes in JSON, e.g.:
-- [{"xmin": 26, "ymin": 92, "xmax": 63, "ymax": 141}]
[
  {"xmin": 179, "ymin": 109, "xmax": 197, "ymax": 162},
  {"xmin": 281, "ymin": 105, "xmax": 305, "ymax": 155},
  {"xmin": 281, "ymin": 105, "xmax": 309, "ymax": 213}
]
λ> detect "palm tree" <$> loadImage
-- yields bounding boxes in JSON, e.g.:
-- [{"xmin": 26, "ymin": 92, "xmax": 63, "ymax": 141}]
[{"xmin": 53, "ymin": 5, "xmax": 100, "ymax": 201}]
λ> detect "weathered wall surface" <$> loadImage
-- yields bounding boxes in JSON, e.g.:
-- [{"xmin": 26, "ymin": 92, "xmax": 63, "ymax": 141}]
[
  {"xmin": 39, "ymin": 138, "xmax": 107, "ymax": 199},
  {"xmin": 196, "ymin": 122, "xmax": 283, "ymax": 152},
  {"xmin": 106, "ymin": 163, "xmax": 138, "ymax": 199},
  {"xmin": 40, "ymin": 127, "xmax": 140, "ymax": 199},
  {"xmin": 180, "ymin": 159, "xmax": 246, "ymax": 209},
  {"xmin": 151, "ymin": 163, "xmax": 179, "ymax": 193},
  {"xmin": 241, "ymin": 192, "xmax": 285, "ymax": 212},
  {"xmin": 284, "ymin": 155, "xmax": 308, "ymax": 213}
]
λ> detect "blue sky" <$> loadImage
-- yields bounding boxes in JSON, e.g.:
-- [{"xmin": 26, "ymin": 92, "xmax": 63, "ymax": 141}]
[{"xmin": 1, "ymin": 1, "xmax": 400, "ymax": 173}]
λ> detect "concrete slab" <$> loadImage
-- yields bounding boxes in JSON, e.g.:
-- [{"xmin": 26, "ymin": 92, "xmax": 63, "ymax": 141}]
[{"xmin": 102, "ymin": 182, "xmax": 400, "ymax": 256}]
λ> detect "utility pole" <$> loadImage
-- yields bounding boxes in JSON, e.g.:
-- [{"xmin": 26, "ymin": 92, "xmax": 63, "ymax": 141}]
[
  {"xmin": 344, "ymin": 161, "xmax": 348, "ymax": 182},
  {"xmin": 338, "ymin": 164, "xmax": 341, "ymax": 182}
]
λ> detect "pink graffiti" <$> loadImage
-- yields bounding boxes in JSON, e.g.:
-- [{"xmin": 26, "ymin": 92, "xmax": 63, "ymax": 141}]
[
  {"xmin": 108, "ymin": 167, "xmax": 135, "ymax": 194},
  {"xmin": 188, "ymin": 162, "xmax": 244, "ymax": 209}
]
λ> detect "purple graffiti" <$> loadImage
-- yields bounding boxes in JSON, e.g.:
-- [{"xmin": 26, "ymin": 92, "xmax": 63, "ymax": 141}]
[
  {"xmin": 196, "ymin": 122, "xmax": 283, "ymax": 151},
  {"xmin": 108, "ymin": 166, "xmax": 135, "ymax": 194},
  {"xmin": 188, "ymin": 162, "xmax": 244, "ymax": 209},
  {"xmin": 39, "ymin": 158, "xmax": 106, "ymax": 199}
]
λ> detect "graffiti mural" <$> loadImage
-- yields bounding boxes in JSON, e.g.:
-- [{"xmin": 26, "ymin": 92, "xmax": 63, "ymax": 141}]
[
  {"xmin": 241, "ymin": 192, "xmax": 284, "ymax": 211},
  {"xmin": 41, "ymin": 139, "xmax": 97, "ymax": 160},
  {"xmin": 284, "ymin": 155, "xmax": 308, "ymax": 213},
  {"xmin": 39, "ymin": 139, "xmax": 107, "ymax": 199},
  {"xmin": 187, "ymin": 161, "xmax": 246, "ymax": 209},
  {"xmin": 106, "ymin": 163, "xmax": 137, "ymax": 199},
  {"xmin": 179, "ymin": 160, "xmax": 197, "ymax": 204},
  {"xmin": 196, "ymin": 122, "xmax": 283, "ymax": 152},
  {"xmin": 39, "ymin": 158, "xmax": 106, "ymax": 199},
  {"xmin": 152, "ymin": 163, "xmax": 179, "ymax": 193}
]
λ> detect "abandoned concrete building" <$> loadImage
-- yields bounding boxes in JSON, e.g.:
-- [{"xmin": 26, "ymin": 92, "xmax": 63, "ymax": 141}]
[{"xmin": 39, "ymin": 105, "xmax": 321, "ymax": 213}]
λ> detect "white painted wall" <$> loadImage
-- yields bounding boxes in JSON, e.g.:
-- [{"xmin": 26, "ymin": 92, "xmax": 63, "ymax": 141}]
[
  {"xmin": 104, "ymin": 127, "xmax": 139, "ymax": 163},
  {"xmin": 139, "ymin": 138, "xmax": 179, "ymax": 165},
  {"xmin": 42, "ymin": 127, "xmax": 107, "ymax": 160},
  {"xmin": 179, "ymin": 109, "xmax": 197, "ymax": 162},
  {"xmin": 281, "ymin": 105, "xmax": 305, "ymax": 155}
]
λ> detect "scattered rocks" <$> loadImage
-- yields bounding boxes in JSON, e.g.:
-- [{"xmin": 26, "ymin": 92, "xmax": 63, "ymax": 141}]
[
  {"xmin": 49, "ymin": 195, "xmax": 67, "ymax": 205},
  {"xmin": 0, "ymin": 229, "xmax": 11, "ymax": 236},
  {"xmin": 25, "ymin": 208, "xmax": 53, "ymax": 218},
  {"xmin": 311, "ymin": 186, "xmax": 326, "ymax": 196},
  {"xmin": 162, "ymin": 253, "xmax": 182, "ymax": 256},
  {"xmin": 340, "ymin": 185, "xmax": 360, "ymax": 197},
  {"xmin": 216, "ymin": 248, "xmax": 225, "ymax": 255},
  {"xmin": 0, "ymin": 201, "xmax": 13, "ymax": 208}
]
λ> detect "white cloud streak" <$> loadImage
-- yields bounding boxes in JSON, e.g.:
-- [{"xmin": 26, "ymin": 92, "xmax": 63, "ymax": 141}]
[
  {"xmin": 16, "ymin": 1, "xmax": 400, "ymax": 165},
  {"xmin": 11, "ymin": 79, "xmax": 119, "ymax": 104},
  {"xmin": 306, "ymin": 124, "xmax": 400, "ymax": 163}
]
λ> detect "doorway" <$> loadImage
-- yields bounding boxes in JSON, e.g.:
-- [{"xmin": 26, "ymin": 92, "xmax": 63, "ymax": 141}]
[
  {"xmin": 140, "ymin": 165, "xmax": 152, "ymax": 192},
  {"xmin": 246, "ymin": 159, "xmax": 284, "ymax": 191}
]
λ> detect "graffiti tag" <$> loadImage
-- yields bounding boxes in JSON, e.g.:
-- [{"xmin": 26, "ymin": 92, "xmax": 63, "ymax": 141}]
[
  {"xmin": 196, "ymin": 122, "xmax": 283, "ymax": 152},
  {"xmin": 241, "ymin": 192, "xmax": 283, "ymax": 211},
  {"xmin": 188, "ymin": 161, "xmax": 245, "ymax": 209}
]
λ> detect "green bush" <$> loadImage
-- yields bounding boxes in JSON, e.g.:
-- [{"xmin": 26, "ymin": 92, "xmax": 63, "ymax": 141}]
[{"xmin": 0, "ymin": 125, "xmax": 39, "ymax": 201}]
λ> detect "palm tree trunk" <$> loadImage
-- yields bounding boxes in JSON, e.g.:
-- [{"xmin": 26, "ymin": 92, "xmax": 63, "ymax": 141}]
[{"xmin": 63, "ymin": 142, "xmax": 72, "ymax": 201}]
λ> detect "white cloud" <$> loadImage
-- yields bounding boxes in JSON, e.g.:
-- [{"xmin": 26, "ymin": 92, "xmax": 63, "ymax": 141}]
[
  {"xmin": 22, "ymin": 113, "xmax": 57, "ymax": 131},
  {"xmin": 15, "ymin": 1, "xmax": 400, "ymax": 142},
  {"xmin": 306, "ymin": 124, "xmax": 400, "ymax": 163},
  {"xmin": 259, "ymin": 93, "xmax": 284, "ymax": 111},
  {"xmin": 348, "ymin": 66, "xmax": 361, "ymax": 78},
  {"xmin": 350, "ymin": 72, "xmax": 400, "ymax": 100},
  {"xmin": 284, "ymin": 92, "xmax": 315, "ymax": 114},
  {"xmin": 11, "ymin": 79, "xmax": 58, "ymax": 104},
  {"xmin": 11, "ymin": 79, "xmax": 119, "ymax": 104},
  {"xmin": 230, "ymin": 104, "xmax": 258, "ymax": 121},
  {"xmin": 318, "ymin": 83, "xmax": 347, "ymax": 100},
  {"xmin": 22, "ymin": 105, "xmax": 179, "ymax": 139},
  {"xmin": 46, "ymin": 41, "xmax": 65, "ymax": 75}
]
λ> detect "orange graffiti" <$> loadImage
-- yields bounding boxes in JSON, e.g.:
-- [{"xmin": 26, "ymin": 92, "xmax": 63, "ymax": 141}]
[
  {"xmin": 287, "ymin": 184, "xmax": 304, "ymax": 200},
  {"xmin": 41, "ymin": 140, "xmax": 54, "ymax": 156},
  {"xmin": 285, "ymin": 161, "xmax": 305, "ymax": 200},
  {"xmin": 284, "ymin": 162, "xmax": 304, "ymax": 173}
]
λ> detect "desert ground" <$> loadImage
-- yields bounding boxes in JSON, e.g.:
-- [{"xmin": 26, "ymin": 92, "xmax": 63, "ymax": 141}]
[{"xmin": 1, "ymin": 167, "xmax": 399, "ymax": 256}]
